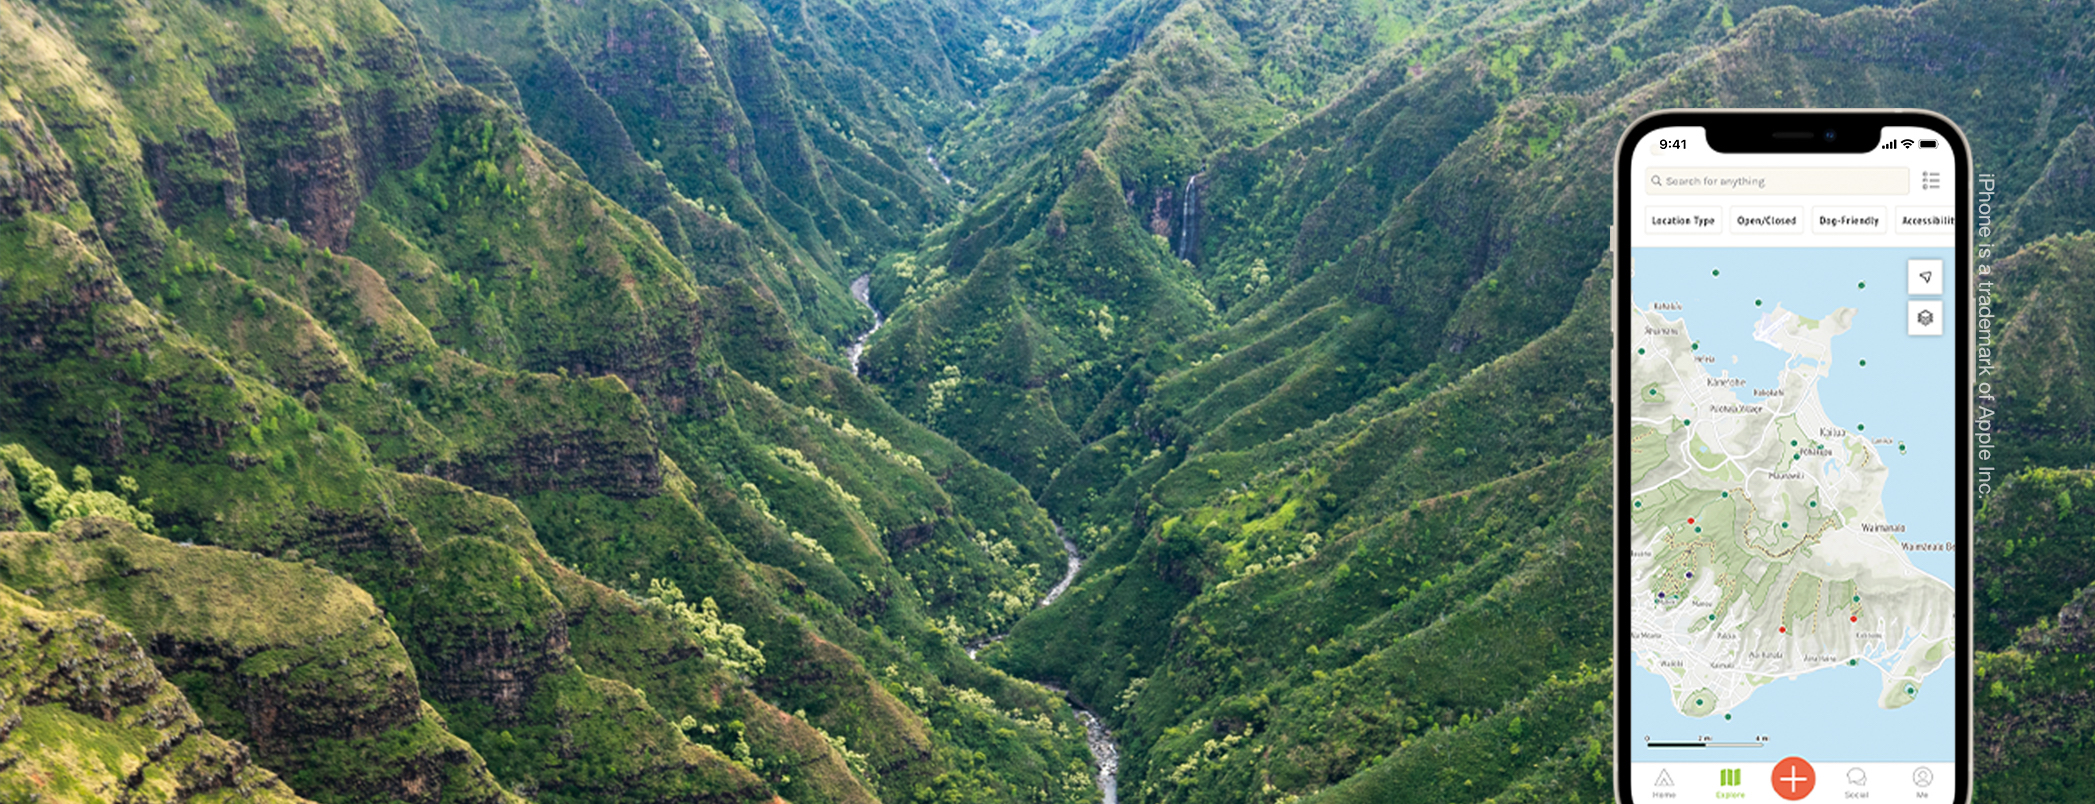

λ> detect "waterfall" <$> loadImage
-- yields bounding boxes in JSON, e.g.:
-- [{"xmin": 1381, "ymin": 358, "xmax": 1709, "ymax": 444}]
[{"xmin": 1176, "ymin": 172, "xmax": 1202, "ymax": 261}]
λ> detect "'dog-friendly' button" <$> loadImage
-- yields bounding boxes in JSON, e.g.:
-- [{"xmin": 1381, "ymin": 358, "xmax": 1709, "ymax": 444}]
[{"xmin": 1812, "ymin": 205, "xmax": 1888, "ymax": 234}]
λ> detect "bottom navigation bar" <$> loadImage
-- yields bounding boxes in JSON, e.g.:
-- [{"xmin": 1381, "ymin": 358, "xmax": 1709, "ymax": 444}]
[{"xmin": 1632, "ymin": 761, "xmax": 1954, "ymax": 802}]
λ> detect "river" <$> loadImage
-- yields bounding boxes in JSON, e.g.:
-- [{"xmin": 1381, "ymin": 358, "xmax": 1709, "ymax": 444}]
[
  {"xmin": 926, "ymin": 145, "xmax": 954, "ymax": 185},
  {"xmin": 846, "ymin": 287, "xmax": 1118, "ymax": 802},
  {"xmin": 847, "ymin": 274, "xmax": 884, "ymax": 376}
]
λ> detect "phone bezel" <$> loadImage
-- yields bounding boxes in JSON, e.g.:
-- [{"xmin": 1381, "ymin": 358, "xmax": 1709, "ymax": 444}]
[{"xmin": 1611, "ymin": 109, "xmax": 1974, "ymax": 804}]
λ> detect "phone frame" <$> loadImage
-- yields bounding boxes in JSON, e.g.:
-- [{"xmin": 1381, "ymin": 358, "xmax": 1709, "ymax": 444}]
[{"xmin": 1611, "ymin": 109, "xmax": 1974, "ymax": 804}]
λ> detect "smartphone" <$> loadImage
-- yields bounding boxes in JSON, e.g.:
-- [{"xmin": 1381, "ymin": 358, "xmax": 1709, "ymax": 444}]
[{"xmin": 1613, "ymin": 111, "xmax": 1971, "ymax": 803}]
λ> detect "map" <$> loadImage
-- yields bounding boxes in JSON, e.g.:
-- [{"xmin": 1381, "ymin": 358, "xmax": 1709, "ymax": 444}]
[{"xmin": 1626, "ymin": 248, "xmax": 1958, "ymax": 759}]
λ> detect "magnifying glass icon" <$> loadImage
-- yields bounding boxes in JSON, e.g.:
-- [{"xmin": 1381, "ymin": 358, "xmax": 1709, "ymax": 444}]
[{"xmin": 1650, "ymin": 175, "xmax": 1662, "ymax": 186}]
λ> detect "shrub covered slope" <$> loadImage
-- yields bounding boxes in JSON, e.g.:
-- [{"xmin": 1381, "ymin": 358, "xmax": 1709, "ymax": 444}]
[{"xmin": 8, "ymin": 0, "xmax": 2095, "ymax": 802}]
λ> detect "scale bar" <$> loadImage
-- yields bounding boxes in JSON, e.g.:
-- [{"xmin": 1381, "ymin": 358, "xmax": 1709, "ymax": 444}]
[{"xmin": 1647, "ymin": 742, "xmax": 1766, "ymax": 749}]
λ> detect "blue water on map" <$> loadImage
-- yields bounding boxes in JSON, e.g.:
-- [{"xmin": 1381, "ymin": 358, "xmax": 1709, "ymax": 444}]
[
  {"xmin": 1628, "ymin": 646, "xmax": 1955, "ymax": 762},
  {"xmin": 1627, "ymin": 247, "xmax": 1959, "ymax": 764},
  {"xmin": 1630, "ymin": 247, "xmax": 1958, "ymax": 584}
]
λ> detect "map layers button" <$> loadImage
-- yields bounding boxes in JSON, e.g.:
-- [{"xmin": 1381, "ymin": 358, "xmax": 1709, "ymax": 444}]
[{"xmin": 1909, "ymin": 299, "xmax": 1944, "ymax": 336}]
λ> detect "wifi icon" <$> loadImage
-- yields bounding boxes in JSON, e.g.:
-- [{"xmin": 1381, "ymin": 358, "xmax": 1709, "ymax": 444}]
[{"xmin": 1901, "ymin": 139, "xmax": 1916, "ymax": 149}]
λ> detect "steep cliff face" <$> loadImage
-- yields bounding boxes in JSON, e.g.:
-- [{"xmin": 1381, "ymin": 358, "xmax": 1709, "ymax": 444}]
[
  {"xmin": 383, "ymin": 0, "xmax": 1033, "ymax": 355},
  {"xmin": 2, "ymin": 0, "xmax": 1096, "ymax": 796},
  {"xmin": 0, "ymin": 517, "xmax": 513, "ymax": 804},
  {"xmin": 0, "ymin": 91, "xmax": 81, "ymax": 220},
  {"xmin": 0, "ymin": 585, "xmax": 315, "ymax": 804}
]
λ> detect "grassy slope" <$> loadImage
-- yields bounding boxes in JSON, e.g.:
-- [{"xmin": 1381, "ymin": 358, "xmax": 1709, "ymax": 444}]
[
  {"xmin": 0, "ymin": 0, "xmax": 1096, "ymax": 799},
  {"xmin": 0, "ymin": 517, "xmax": 529, "ymax": 804},
  {"xmin": 973, "ymin": 1, "xmax": 2095, "ymax": 802},
  {"xmin": 0, "ymin": 582, "xmax": 318, "ymax": 804},
  {"xmin": 10, "ymin": 0, "xmax": 2095, "ymax": 801}
]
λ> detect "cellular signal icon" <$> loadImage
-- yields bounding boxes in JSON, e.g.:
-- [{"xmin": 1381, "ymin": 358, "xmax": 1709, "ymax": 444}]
[{"xmin": 1879, "ymin": 139, "xmax": 1897, "ymax": 150}]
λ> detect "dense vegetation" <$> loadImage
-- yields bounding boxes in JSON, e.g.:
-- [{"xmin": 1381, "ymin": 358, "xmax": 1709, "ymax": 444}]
[{"xmin": 4, "ymin": 0, "xmax": 2095, "ymax": 802}]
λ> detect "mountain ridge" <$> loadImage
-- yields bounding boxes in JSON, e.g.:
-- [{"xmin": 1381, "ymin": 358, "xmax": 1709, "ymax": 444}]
[{"xmin": 6, "ymin": 0, "xmax": 2095, "ymax": 801}]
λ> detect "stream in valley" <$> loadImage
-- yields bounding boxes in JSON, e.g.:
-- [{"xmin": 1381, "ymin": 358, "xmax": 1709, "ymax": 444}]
[
  {"xmin": 848, "ymin": 274, "xmax": 884, "ymax": 376},
  {"xmin": 849, "ymin": 280, "xmax": 1118, "ymax": 803}
]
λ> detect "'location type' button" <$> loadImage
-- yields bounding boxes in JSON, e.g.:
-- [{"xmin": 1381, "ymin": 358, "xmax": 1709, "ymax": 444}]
[
  {"xmin": 1909, "ymin": 300, "xmax": 1944, "ymax": 336},
  {"xmin": 1644, "ymin": 206, "xmax": 1721, "ymax": 234},
  {"xmin": 1908, "ymin": 258, "xmax": 1944, "ymax": 295}
]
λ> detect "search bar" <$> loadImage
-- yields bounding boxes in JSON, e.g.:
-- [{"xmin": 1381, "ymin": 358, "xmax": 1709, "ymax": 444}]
[{"xmin": 1646, "ymin": 167, "xmax": 1909, "ymax": 195}]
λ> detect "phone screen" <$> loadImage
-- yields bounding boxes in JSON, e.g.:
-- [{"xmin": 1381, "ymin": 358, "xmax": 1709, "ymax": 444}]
[{"xmin": 1618, "ymin": 119, "xmax": 1966, "ymax": 802}]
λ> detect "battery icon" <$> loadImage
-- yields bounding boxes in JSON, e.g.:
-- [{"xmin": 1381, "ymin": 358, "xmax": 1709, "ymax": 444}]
[{"xmin": 1920, "ymin": 140, "xmax": 1938, "ymax": 148}]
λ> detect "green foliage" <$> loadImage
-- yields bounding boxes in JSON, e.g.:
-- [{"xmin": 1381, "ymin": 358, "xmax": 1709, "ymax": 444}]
[
  {"xmin": 9, "ymin": 0, "xmax": 2095, "ymax": 801},
  {"xmin": 0, "ymin": 444, "xmax": 155, "ymax": 533},
  {"xmin": 639, "ymin": 577, "xmax": 766, "ymax": 675},
  {"xmin": 0, "ymin": 585, "xmax": 313, "ymax": 804},
  {"xmin": 1978, "ymin": 468, "xmax": 2095, "ymax": 651}
]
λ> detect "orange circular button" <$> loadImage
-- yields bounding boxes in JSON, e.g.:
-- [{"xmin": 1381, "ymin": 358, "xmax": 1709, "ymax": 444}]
[{"xmin": 1770, "ymin": 756, "xmax": 1816, "ymax": 800}]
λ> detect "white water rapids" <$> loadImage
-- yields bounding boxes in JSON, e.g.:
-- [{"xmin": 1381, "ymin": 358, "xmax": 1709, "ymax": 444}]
[{"xmin": 848, "ymin": 274, "xmax": 884, "ymax": 376}]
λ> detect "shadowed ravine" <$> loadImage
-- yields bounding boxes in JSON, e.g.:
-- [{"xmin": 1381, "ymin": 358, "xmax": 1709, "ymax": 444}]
[{"xmin": 854, "ymin": 294, "xmax": 1114, "ymax": 799}]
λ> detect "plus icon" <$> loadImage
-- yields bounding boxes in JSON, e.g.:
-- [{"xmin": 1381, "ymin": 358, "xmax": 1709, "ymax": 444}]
[{"xmin": 1771, "ymin": 756, "xmax": 1817, "ymax": 800}]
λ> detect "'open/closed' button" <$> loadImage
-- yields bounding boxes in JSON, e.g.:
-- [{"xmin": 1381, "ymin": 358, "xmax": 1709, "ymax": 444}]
[{"xmin": 1731, "ymin": 206, "xmax": 1803, "ymax": 234}]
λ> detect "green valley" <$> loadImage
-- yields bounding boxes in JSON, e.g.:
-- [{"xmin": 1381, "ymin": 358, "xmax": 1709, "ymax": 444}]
[{"xmin": 4, "ymin": 0, "xmax": 2095, "ymax": 801}]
